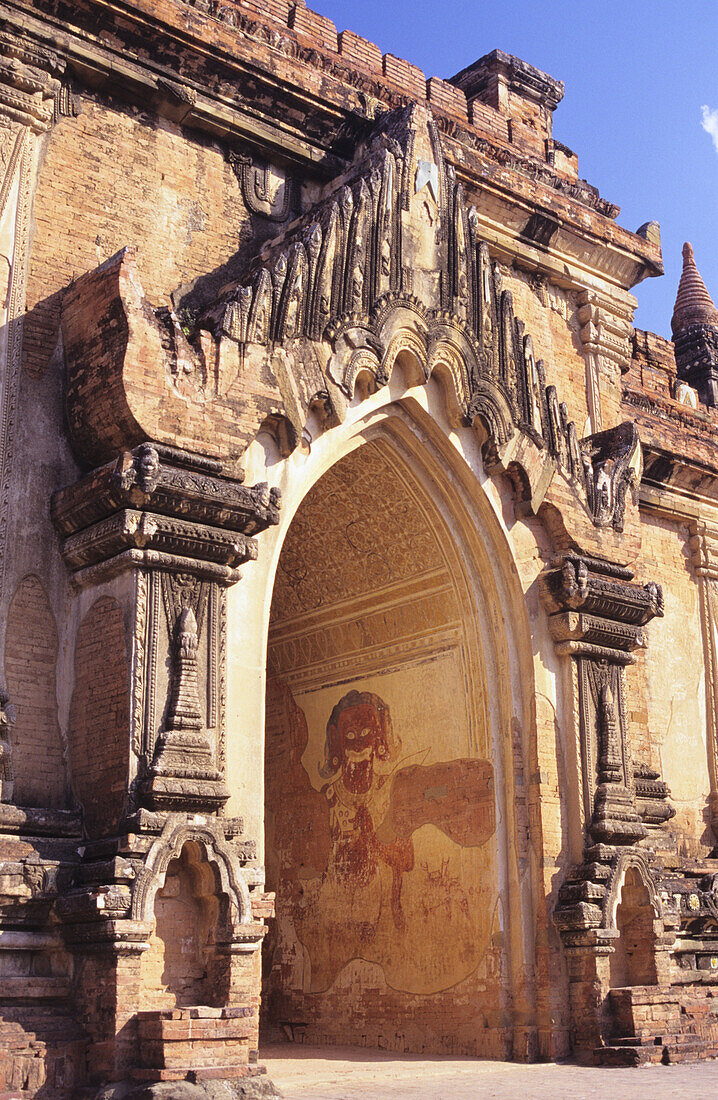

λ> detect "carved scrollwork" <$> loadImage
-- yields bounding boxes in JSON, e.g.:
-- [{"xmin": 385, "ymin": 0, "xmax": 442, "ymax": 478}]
[
  {"xmin": 581, "ymin": 422, "xmax": 642, "ymax": 531},
  {"xmin": 131, "ymin": 814, "xmax": 257, "ymax": 934},
  {"xmin": 604, "ymin": 849, "xmax": 663, "ymax": 927},
  {"xmin": 199, "ymin": 104, "xmax": 616, "ymax": 529},
  {"xmin": 228, "ymin": 151, "xmax": 292, "ymax": 222}
]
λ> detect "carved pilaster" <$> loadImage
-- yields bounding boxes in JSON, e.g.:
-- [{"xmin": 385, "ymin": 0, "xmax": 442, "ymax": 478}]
[
  {"xmin": 543, "ymin": 555, "xmax": 672, "ymax": 1051},
  {"xmin": 542, "ymin": 553, "xmax": 662, "ymax": 846},
  {"xmin": 51, "ymin": 445, "xmax": 278, "ymax": 1080},
  {"xmin": 0, "ymin": 30, "xmax": 64, "ymax": 621},
  {"xmin": 577, "ymin": 291, "xmax": 635, "ymax": 433},
  {"xmin": 51, "ymin": 442, "xmax": 280, "ymax": 818},
  {"xmin": 688, "ymin": 520, "xmax": 718, "ymax": 841}
]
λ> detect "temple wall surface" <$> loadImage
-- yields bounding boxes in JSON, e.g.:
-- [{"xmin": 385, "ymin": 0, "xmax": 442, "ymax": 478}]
[{"xmin": 1, "ymin": 0, "xmax": 718, "ymax": 1092}]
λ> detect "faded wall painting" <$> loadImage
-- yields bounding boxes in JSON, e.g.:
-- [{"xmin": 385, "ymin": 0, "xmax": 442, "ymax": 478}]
[{"xmin": 264, "ymin": 442, "xmax": 503, "ymax": 1051}]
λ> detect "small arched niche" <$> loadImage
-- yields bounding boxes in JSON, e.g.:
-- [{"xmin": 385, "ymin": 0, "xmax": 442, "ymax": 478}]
[
  {"xmin": 140, "ymin": 841, "xmax": 225, "ymax": 1010},
  {"xmin": 610, "ymin": 867, "xmax": 658, "ymax": 989}
]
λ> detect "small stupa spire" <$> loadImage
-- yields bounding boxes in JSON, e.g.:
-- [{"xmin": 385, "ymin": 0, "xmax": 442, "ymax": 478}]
[{"xmin": 671, "ymin": 242, "xmax": 718, "ymax": 336}]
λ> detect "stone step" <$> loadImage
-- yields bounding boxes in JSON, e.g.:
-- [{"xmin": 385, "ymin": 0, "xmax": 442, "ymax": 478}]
[{"xmin": 597, "ymin": 1031, "xmax": 718, "ymax": 1067}]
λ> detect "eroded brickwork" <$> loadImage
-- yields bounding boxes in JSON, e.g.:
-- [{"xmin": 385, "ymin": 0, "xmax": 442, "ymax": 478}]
[
  {"xmin": 68, "ymin": 597, "xmax": 130, "ymax": 838},
  {"xmin": 3, "ymin": 574, "xmax": 66, "ymax": 809},
  {"xmin": 25, "ymin": 100, "xmax": 253, "ymax": 383}
]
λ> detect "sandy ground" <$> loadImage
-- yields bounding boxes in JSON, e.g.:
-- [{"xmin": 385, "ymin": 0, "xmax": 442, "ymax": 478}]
[{"xmin": 261, "ymin": 1042, "xmax": 718, "ymax": 1099}]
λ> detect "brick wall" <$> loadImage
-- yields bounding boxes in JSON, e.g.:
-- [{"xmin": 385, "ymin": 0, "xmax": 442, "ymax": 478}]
[
  {"xmin": 3, "ymin": 574, "xmax": 66, "ymax": 809},
  {"xmin": 24, "ymin": 97, "xmax": 253, "ymax": 381},
  {"xmin": 632, "ymin": 512, "xmax": 710, "ymax": 856},
  {"xmin": 68, "ymin": 597, "xmax": 130, "ymax": 838}
]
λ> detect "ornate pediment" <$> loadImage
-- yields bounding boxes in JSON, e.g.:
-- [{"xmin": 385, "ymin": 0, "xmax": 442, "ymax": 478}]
[{"xmin": 60, "ymin": 103, "xmax": 640, "ymax": 544}]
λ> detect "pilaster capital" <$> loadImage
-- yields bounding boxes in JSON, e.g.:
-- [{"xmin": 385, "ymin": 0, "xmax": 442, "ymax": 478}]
[
  {"xmin": 540, "ymin": 553, "xmax": 663, "ymax": 662},
  {"xmin": 51, "ymin": 442, "xmax": 281, "ymax": 588},
  {"xmin": 577, "ymin": 290, "xmax": 635, "ymax": 375}
]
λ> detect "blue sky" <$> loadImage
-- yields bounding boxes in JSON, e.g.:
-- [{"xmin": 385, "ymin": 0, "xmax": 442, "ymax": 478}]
[{"xmin": 317, "ymin": 0, "xmax": 718, "ymax": 338}]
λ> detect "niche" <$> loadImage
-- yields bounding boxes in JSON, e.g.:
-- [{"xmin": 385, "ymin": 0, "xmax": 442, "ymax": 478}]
[
  {"xmin": 140, "ymin": 842, "xmax": 224, "ymax": 1009},
  {"xmin": 610, "ymin": 867, "xmax": 658, "ymax": 988}
]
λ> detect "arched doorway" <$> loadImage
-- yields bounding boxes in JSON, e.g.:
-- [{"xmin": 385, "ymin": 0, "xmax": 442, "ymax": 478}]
[{"xmin": 261, "ymin": 428, "xmax": 537, "ymax": 1057}]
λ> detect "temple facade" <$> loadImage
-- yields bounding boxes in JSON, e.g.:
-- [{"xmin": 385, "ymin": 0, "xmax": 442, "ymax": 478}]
[{"xmin": 1, "ymin": 0, "xmax": 718, "ymax": 1095}]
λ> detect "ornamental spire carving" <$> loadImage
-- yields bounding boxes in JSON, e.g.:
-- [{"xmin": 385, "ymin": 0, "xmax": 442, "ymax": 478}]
[{"xmin": 143, "ymin": 602, "xmax": 229, "ymax": 812}]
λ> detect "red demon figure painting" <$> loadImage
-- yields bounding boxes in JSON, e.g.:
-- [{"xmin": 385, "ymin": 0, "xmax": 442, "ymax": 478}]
[{"xmin": 320, "ymin": 690, "xmax": 414, "ymax": 930}]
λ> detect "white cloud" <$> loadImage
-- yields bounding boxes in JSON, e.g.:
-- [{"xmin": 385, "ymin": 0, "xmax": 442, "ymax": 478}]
[{"xmin": 701, "ymin": 105, "xmax": 718, "ymax": 153}]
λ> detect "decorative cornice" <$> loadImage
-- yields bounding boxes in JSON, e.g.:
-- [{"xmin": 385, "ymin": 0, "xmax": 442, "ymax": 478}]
[
  {"xmin": 449, "ymin": 49, "xmax": 565, "ymax": 113},
  {"xmin": 51, "ymin": 443, "xmax": 281, "ymax": 583},
  {"xmin": 0, "ymin": 25, "xmax": 63, "ymax": 131}
]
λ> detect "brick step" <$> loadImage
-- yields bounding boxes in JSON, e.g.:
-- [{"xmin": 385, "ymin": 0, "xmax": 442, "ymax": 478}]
[
  {"xmin": 663, "ymin": 1037, "xmax": 718, "ymax": 1064},
  {"xmin": 597, "ymin": 1032, "xmax": 718, "ymax": 1067},
  {"xmin": 594, "ymin": 1043, "xmax": 664, "ymax": 1066},
  {"xmin": 609, "ymin": 1034, "xmax": 664, "ymax": 1047}
]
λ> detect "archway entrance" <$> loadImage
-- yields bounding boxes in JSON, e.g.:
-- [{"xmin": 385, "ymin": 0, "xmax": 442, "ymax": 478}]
[{"xmin": 262, "ymin": 436, "xmax": 515, "ymax": 1057}]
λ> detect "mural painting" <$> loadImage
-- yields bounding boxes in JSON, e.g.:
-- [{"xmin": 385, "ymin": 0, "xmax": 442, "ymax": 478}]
[{"xmin": 265, "ymin": 654, "xmax": 498, "ymax": 999}]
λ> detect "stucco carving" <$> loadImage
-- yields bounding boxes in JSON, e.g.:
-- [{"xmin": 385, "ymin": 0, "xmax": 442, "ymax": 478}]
[{"xmin": 60, "ymin": 103, "xmax": 640, "ymax": 545}]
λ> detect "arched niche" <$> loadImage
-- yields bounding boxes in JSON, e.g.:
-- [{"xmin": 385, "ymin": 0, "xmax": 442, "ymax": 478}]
[
  {"xmin": 139, "ymin": 840, "xmax": 222, "ymax": 1010},
  {"xmin": 258, "ymin": 399, "xmax": 542, "ymax": 1058},
  {"xmin": 609, "ymin": 866, "xmax": 659, "ymax": 989}
]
